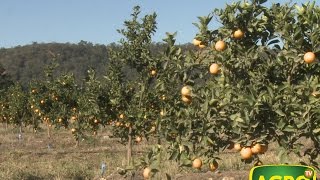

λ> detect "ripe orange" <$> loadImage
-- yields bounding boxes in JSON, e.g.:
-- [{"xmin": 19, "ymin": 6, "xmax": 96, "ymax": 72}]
[
  {"xmin": 199, "ymin": 43, "xmax": 206, "ymax": 48},
  {"xmin": 143, "ymin": 167, "xmax": 151, "ymax": 179},
  {"xmin": 58, "ymin": 118, "xmax": 63, "ymax": 123},
  {"xmin": 40, "ymin": 100, "xmax": 45, "ymax": 104},
  {"xmin": 209, "ymin": 63, "xmax": 220, "ymax": 75},
  {"xmin": 161, "ymin": 95, "xmax": 166, "ymax": 100},
  {"xmin": 240, "ymin": 147, "xmax": 253, "ymax": 160},
  {"xmin": 251, "ymin": 143, "xmax": 262, "ymax": 154},
  {"xmin": 30, "ymin": 105, "xmax": 34, "ymax": 109},
  {"xmin": 181, "ymin": 86, "xmax": 191, "ymax": 96},
  {"xmin": 136, "ymin": 136, "xmax": 142, "ymax": 143},
  {"xmin": 94, "ymin": 119, "xmax": 99, "ymax": 124},
  {"xmin": 151, "ymin": 70, "xmax": 157, "ymax": 76},
  {"xmin": 71, "ymin": 128, "xmax": 76, "ymax": 133},
  {"xmin": 209, "ymin": 161, "xmax": 219, "ymax": 171},
  {"xmin": 233, "ymin": 29, "xmax": 244, "ymax": 39},
  {"xmin": 215, "ymin": 40, "xmax": 227, "ymax": 52},
  {"xmin": 119, "ymin": 114, "xmax": 124, "ymax": 119},
  {"xmin": 150, "ymin": 126, "xmax": 156, "ymax": 132},
  {"xmin": 192, "ymin": 158, "xmax": 202, "ymax": 169},
  {"xmin": 31, "ymin": 89, "xmax": 36, "ymax": 93},
  {"xmin": 115, "ymin": 121, "xmax": 121, "ymax": 127},
  {"xmin": 193, "ymin": 39, "xmax": 201, "ymax": 46},
  {"xmin": 34, "ymin": 109, "xmax": 39, "ymax": 113},
  {"xmin": 234, "ymin": 143, "xmax": 242, "ymax": 152},
  {"xmin": 304, "ymin": 52, "xmax": 316, "ymax": 64},
  {"xmin": 181, "ymin": 95, "xmax": 192, "ymax": 104}
]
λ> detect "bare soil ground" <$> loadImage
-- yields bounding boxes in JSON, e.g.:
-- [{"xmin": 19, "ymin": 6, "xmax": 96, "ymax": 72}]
[{"xmin": 0, "ymin": 125, "xmax": 318, "ymax": 180}]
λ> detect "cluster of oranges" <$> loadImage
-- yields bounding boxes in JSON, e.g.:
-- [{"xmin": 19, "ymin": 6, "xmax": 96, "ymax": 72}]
[
  {"xmin": 233, "ymin": 142, "xmax": 268, "ymax": 160},
  {"xmin": 181, "ymin": 86, "xmax": 192, "ymax": 104},
  {"xmin": 193, "ymin": 29, "xmax": 317, "ymax": 78},
  {"xmin": 192, "ymin": 158, "xmax": 219, "ymax": 172}
]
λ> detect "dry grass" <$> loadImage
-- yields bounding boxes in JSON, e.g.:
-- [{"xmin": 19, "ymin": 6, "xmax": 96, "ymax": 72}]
[{"xmin": 0, "ymin": 125, "xmax": 318, "ymax": 180}]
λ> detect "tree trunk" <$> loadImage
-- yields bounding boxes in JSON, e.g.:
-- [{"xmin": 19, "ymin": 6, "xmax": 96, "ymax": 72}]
[
  {"xmin": 47, "ymin": 124, "xmax": 51, "ymax": 138},
  {"xmin": 127, "ymin": 126, "xmax": 133, "ymax": 166}
]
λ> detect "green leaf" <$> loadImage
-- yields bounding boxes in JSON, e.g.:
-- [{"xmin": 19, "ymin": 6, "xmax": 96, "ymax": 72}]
[
  {"xmin": 312, "ymin": 128, "xmax": 320, "ymax": 134},
  {"xmin": 284, "ymin": 125, "xmax": 295, "ymax": 132},
  {"xmin": 297, "ymin": 122, "xmax": 306, "ymax": 129},
  {"xmin": 275, "ymin": 109, "xmax": 286, "ymax": 117},
  {"xmin": 169, "ymin": 150, "xmax": 179, "ymax": 160}
]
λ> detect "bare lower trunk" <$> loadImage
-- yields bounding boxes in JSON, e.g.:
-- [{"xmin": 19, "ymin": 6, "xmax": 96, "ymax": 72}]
[
  {"xmin": 127, "ymin": 127, "xmax": 132, "ymax": 166},
  {"xmin": 193, "ymin": 142, "xmax": 196, "ymax": 154},
  {"xmin": 47, "ymin": 125, "xmax": 51, "ymax": 138},
  {"xmin": 19, "ymin": 119, "xmax": 22, "ymax": 134}
]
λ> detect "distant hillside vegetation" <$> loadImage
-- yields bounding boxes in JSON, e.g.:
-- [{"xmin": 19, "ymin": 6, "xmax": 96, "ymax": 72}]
[{"xmin": 0, "ymin": 41, "xmax": 194, "ymax": 87}]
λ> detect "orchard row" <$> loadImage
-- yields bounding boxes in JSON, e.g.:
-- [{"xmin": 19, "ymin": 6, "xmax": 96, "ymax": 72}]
[{"xmin": 1, "ymin": 1, "xmax": 320, "ymax": 178}]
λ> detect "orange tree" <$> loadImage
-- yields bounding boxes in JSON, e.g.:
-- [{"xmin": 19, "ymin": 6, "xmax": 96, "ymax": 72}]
[
  {"xmin": 151, "ymin": 0, "xmax": 319, "ymax": 172},
  {"xmin": 0, "ymin": 63, "xmax": 13, "ymax": 93},
  {"xmin": 27, "ymin": 58, "xmax": 81, "ymax": 147},
  {"xmin": 3, "ymin": 83, "xmax": 30, "ymax": 136},
  {"xmin": 71, "ymin": 68, "xmax": 111, "ymax": 140},
  {"xmin": 0, "ymin": 64, "xmax": 14, "ymax": 127},
  {"xmin": 104, "ymin": 6, "xmax": 161, "ymax": 166}
]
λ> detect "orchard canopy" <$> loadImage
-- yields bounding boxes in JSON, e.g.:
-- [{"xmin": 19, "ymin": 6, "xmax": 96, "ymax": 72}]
[{"xmin": 0, "ymin": 0, "xmax": 319, "ymax": 178}]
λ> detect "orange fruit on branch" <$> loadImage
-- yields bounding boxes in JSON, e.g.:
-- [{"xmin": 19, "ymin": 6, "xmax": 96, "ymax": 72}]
[
  {"xmin": 233, "ymin": 29, "xmax": 244, "ymax": 39},
  {"xmin": 240, "ymin": 147, "xmax": 253, "ymax": 160},
  {"xmin": 209, "ymin": 161, "xmax": 219, "ymax": 172},
  {"xmin": 234, "ymin": 143, "xmax": 242, "ymax": 152},
  {"xmin": 71, "ymin": 128, "xmax": 76, "ymax": 133},
  {"xmin": 143, "ymin": 167, "xmax": 151, "ymax": 179},
  {"xmin": 150, "ymin": 70, "xmax": 157, "ymax": 76},
  {"xmin": 193, "ymin": 39, "xmax": 201, "ymax": 46},
  {"xmin": 181, "ymin": 86, "xmax": 191, "ymax": 96},
  {"xmin": 192, "ymin": 158, "xmax": 202, "ymax": 169},
  {"xmin": 136, "ymin": 136, "xmax": 142, "ymax": 143},
  {"xmin": 215, "ymin": 40, "xmax": 227, "ymax": 52},
  {"xmin": 198, "ymin": 42, "xmax": 206, "ymax": 49},
  {"xmin": 251, "ymin": 143, "xmax": 263, "ymax": 154},
  {"xmin": 304, "ymin": 52, "xmax": 316, "ymax": 64},
  {"xmin": 209, "ymin": 63, "xmax": 220, "ymax": 75},
  {"xmin": 181, "ymin": 95, "xmax": 192, "ymax": 104}
]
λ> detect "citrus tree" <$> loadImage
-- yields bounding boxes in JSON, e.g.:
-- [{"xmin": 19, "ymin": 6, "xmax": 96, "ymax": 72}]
[
  {"xmin": 104, "ymin": 6, "xmax": 162, "ymax": 167},
  {"xmin": 0, "ymin": 63, "xmax": 13, "ymax": 92},
  {"xmin": 148, "ymin": 0, "xmax": 319, "ymax": 174},
  {"xmin": 4, "ymin": 83, "xmax": 30, "ymax": 137},
  {"xmin": 27, "ymin": 56, "xmax": 82, "ymax": 147},
  {"xmin": 0, "ymin": 63, "xmax": 14, "ymax": 128}
]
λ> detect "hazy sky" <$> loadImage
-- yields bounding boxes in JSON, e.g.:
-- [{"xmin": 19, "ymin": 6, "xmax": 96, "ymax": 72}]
[{"xmin": 0, "ymin": 0, "xmax": 315, "ymax": 48}]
